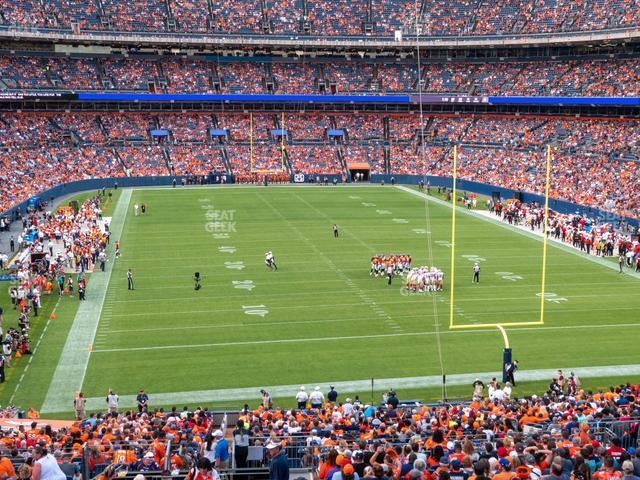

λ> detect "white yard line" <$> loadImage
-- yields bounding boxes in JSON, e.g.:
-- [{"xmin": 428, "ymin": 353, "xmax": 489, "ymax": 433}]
[
  {"xmin": 102, "ymin": 278, "xmax": 633, "ymax": 296},
  {"xmin": 78, "ymin": 363, "xmax": 640, "ymax": 411},
  {"xmin": 98, "ymin": 307, "xmax": 636, "ymax": 336},
  {"xmin": 100, "ymin": 306, "xmax": 638, "ymax": 335},
  {"xmin": 96, "ymin": 291, "xmax": 636, "ymax": 318},
  {"xmin": 396, "ymin": 186, "xmax": 640, "ymax": 280},
  {"xmin": 257, "ymin": 193, "xmax": 404, "ymax": 333},
  {"xmin": 90, "ymin": 321, "xmax": 640, "ymax": 354},
  {"xmin": 40, "ymin": 189, "xmax": 132, "ymax": 414}
]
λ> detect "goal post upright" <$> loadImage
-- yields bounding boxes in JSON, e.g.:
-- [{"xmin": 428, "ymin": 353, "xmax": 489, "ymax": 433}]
[
  {"xmin": 250, "ymin": 112, "xmax": 254, "ymax": 172},
  {"xmin": 281, "ymin": 111, "xmax": 285, "ymax": 170},
  {"xmin": 447, "ymin": 143, "xmax": 546, "ymax": 330},
  {"xmin": 448, "ymin": 145, "xmax": 458, "ymax": 330},
  {"xmin": 539, "ymin": 145, "xmax": 553, "ymax": 325}
]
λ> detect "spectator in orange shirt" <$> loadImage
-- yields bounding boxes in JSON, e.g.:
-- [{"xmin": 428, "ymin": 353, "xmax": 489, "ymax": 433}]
[
  {"xmin": 0, "ymin": 454, "xmax": 16, "ymax": 480},
  {"xmin": 593, "ymin": 456, "xmax": 622, "ymax": 480},
  {"xmin": 493, "ymin": 459, "xmax": 516, "ymax": 480}
]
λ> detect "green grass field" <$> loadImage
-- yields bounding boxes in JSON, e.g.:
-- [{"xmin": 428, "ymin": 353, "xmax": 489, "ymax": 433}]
[{"xmin": 1, "ymin": 185, "xmax": 639, "ymax": 416}]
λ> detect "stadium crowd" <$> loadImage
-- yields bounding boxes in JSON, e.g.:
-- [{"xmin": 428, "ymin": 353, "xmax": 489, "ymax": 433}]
[
  {"xmin": 2, "ymin": 0, "xmax": 640, "ymax": 35},
  {"xmin": 488, "ymin": 199, "xmax": 640, "ymax": 268},
  {"xmin": 0, "ymin": 378, "xmax": 638, "ymax": 480},
  {"xmin": 0, "ymin": 195, "xmax": 109, "ymax": 384},
  {"xmin": 0, "ymin": 113, "xmax": 638, "ymax": 219},
  {"xmin": 1, "ymin": 56, "xmax": 640, "ymax": 97}
]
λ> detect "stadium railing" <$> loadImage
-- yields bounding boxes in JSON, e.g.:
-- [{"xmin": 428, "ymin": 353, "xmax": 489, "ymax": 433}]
[{"xmin": 0, "ymin": 24, "xmax": 639, "ymax": 49}]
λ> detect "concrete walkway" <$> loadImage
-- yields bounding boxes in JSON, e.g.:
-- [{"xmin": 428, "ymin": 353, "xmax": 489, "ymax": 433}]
[{"xmin": 75, "ymin": 363, "xmax": 640, "ymax": 411}]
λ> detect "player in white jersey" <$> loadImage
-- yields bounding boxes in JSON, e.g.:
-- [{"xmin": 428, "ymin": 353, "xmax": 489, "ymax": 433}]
[
  {"xmin": 265, "ymin": 251, "xmax": 277, "ymax": 271},
  {"xmin": 405, "ymin": 266, "xmax": 444, "ymax": 293}
]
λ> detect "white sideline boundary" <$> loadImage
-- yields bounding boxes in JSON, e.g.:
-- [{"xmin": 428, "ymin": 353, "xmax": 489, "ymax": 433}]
[
  {"xmin": 74, "ymin": 363, "xmax": 640, "ymax": 412},
  {"xmin": 40, "ymin": 189, "xmax": 132, "ymax": 414},
  {"xmin": 396, "ymin": 185, "xmax": 640, "ymax": 280}
]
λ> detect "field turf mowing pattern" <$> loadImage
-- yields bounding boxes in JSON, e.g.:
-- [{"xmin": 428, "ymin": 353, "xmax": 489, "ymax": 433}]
[
  {"xmin": 1, "ymin": 185, "xmax": 639, "ymax": 414},
  {"xmin": 84, "ymin": 186, "xmax": 640, "ymax": 397}
]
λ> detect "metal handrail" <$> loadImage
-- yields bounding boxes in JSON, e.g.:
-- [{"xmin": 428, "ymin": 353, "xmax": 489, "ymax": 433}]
[{"xmin": 0, "ymin": 23, "xmax": 638, "ymax": 49}]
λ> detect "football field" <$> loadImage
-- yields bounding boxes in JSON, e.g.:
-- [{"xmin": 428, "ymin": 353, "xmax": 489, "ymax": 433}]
[{"xmin": 7, "ymin": 185, "xmax": 640, "ymax": 415}]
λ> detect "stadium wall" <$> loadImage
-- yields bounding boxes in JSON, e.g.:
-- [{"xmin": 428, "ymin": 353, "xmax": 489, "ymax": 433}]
[
  {"xmin": 3, "ymin": 175, "xmax": 637, "ymax": 228},
  {"xmin": 2, "ymin": 176, "xmax": 211, "ymax": 219}
]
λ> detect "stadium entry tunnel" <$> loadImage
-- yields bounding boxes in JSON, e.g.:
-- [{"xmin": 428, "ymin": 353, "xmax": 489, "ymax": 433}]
[{"xmin": 349, "ymin": 162, "xmax": 370, "ymax": 182}]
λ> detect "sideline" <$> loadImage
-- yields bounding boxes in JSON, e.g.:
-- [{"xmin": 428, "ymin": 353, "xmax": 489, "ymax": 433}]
[
  {"xmin": 40, "ymin": 189, "xmax": 132, "ymax": 414},
  {"xmin": 74, "ymin": 363, "xmax": 640, "ymax": 412}
]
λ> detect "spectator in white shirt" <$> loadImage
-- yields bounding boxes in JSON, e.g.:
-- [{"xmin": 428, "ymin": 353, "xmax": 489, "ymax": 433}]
[
  {"xmin": 309, "ymin": 386, "xmax": 324, "ymax": 409},
  {"xmin": 295, "ymin": 386, "xmax": 308, "ymax": 409},
  {"xmin": 342, "ymin": 398, "xmax": 354, "ymax": 417}
]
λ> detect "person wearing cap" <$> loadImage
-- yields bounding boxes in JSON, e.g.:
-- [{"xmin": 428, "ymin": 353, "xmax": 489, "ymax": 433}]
[
  {"xmin": 472, "ymin": 262, "xmax": 480, "ymax": 283},
  {"xmin": 432, "ymin": 455, "xmax": 451, "ymax": 478},
  {"xmin": 450, "ymin": 459, "xmax": 469, "ymax": 480},
  {"xmin": 472, "ymin": 379, "xmax": 485, "ymax": 401},
  {"xmin": 328, "ymin": 386, "xmax": 338, "ymax": 404},
  {"xmin": 136, "ymin": 389, "xmax": 149, "ymax": 413},
  {"xmin": 296, "ymin": 387, "xmax": 309, "ymax": 410},
  {"xmin": 266, "ymin": 441, "xmax": 288, "ymax": 480},
  {"xmin": 132, "ymin": 452, "xmax": 160, "ymax": 472},
  {"xmin": 332, "ymin": 463, "xmax": 359, "ymax": 480},
  {"xmin": 352, "ymin": 452, "xmax": 366, "ymax": 478},
  {"xmin": 343, "ymin": 398, "xmax": 355, "ymax": 417},
  {"xmin": 213, "ymin": 430, "xmax": 229, "ymax": 470},
  {"xmin": 621, "ymin": 461, "xmax": 640, "ymax": 480},
  {"xmin": 493, "ymin": 458, "xmax": 516, "ymax": 480},
  {"xmin": 515, "ymin": 466, "xmax": 531, "ymax": 480},
  {"xmin": 310, "ymin": 386, "xmax": 325, "ymax": 409},
  {"xmin": 387, "ymin": 390, "xmax": 399, "ymax": 409}
]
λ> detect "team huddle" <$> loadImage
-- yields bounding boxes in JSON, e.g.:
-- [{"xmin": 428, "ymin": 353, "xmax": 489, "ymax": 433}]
[
  {"xmin": 406, "ymin": 266, "xmax": 445, "ymax": 292},
  {"xmin": 369, "ymin": 254, "xmax": 412, "ymax": 277}
]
